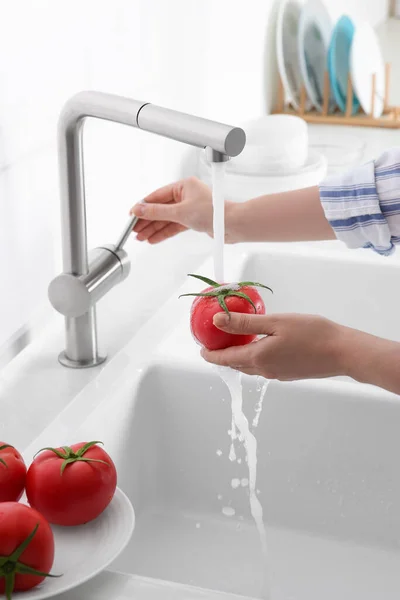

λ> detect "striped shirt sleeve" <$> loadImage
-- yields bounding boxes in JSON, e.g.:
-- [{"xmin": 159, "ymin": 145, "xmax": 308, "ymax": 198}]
[{"xmin": 319, "ymin": 147, "xmax": 400, "ymax": 256}]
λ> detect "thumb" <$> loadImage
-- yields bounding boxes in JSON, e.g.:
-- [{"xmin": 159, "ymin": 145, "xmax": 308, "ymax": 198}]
[
  {"xmin": 131, "ymin": 202, "xmax": 179, "ymax": 223},
  {"xmin": 213, "ymin": 312, "xmax": 274, "ymax": 336}
]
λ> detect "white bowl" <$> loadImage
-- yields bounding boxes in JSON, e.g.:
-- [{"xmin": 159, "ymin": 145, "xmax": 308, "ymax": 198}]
[
  {"xmin": 198, "ymin": 149, "xmax": 327, "ymax": 202},
  {"xmin": 308, "ymin": 130, "xmax": 366, "ymax": 175},
  {"xmin": 231, "ymin": 114, "xmax": 309, "ymax": 175}
]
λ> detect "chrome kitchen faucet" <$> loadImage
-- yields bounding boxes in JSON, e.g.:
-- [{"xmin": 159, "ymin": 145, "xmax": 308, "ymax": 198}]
[{"xmin": 48, "ymin": 92, "xmax": 246, "ymax": 368}]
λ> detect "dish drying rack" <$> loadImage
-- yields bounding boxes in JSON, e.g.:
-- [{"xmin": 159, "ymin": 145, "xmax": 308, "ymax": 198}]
[{"xmin": 273, "ymin": 63, "xmax": 400, "ymax": 128}]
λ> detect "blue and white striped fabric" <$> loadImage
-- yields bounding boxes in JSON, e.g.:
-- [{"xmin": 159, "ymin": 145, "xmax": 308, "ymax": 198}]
[{"xmin": 319, "ymin": 147, "xmax": 400, "ymax": 255}]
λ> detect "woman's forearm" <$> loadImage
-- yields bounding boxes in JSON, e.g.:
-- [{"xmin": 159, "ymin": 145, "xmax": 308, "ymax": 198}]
[
  {"xmin": 341, "ymin": 328, "xmax": 400, "ymax": 395},
  {"xmin": 226, "ymin": 186, "xmax": 336, "ymax": 243}
]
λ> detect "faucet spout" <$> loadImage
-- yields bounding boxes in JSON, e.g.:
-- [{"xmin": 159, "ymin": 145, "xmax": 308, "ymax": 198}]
[
  {"xmin": 136, "ymin": 103, "xmax": 245, "ymax": 157},
  {"xmin": 53, "ymin": 91, "xmax": 246, "ymax": 368}
]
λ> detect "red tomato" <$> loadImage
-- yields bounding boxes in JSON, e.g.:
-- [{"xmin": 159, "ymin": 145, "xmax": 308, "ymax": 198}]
[
  {"xmin": 0, "ymin": 502, "xmax": 55, "ymax": 597},
  {"xmin": 26, "ymin": 441, "xmax": 117, "ymax": 526},
  {"xmin": 183, "ymin": 275, "xmax": 271, "ymax": 351},
  {"xmin": 0, "ymin": 443, "xmax": 27, "ymax": 502}
]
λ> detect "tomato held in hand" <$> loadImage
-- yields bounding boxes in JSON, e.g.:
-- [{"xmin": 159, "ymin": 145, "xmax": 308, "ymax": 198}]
[
  {"xmin": 180, "ymin": 274, "xmax": 272, "ymax": 351},
  {"xmin": 26, "ymin": 441, "xmax": 117, "ymax": 526},
  {"xmin": 0, "ymin": 443, "xmax": 27, "ymax": 502},
  {"xmin": 0, "ymin": 502, "xmax": 56, "ymax": 599}
]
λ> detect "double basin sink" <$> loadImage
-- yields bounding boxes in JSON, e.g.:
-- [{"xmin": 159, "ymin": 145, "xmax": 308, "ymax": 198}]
[{"xmin": 24, "ymin": 241, "xmax": 400, "ymax": 599}]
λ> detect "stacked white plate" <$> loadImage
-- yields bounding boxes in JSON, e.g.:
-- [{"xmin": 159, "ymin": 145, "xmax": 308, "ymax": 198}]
[{"xmin": 277, "ymin": 0, "xmax": 386, "ymax": 118}]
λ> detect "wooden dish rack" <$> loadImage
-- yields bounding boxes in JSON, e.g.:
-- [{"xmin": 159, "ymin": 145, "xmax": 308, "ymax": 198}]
[{"xmin": 273, "ymin": 63, "xmax": 400, "ymax": 128}]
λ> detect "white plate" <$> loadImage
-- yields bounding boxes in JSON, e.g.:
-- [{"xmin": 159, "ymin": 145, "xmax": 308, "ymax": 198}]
[
  {"xmin": 276, "ymin": 0, "xmax": 303, "ymax": 109},
  {"xmin": 15, "ymin": 487, "xmax": 135, "ymax": 599},
  {"xmin": 350, "ymin": 21, "xmax": 385, "ymax": 118},
  {"xmin": 298, "ymin": 0, "xmax": 335, "ymax": 113}
]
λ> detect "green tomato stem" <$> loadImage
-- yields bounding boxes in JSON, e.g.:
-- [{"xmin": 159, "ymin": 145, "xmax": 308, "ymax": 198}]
[
  {"xmin": 0, "ymin": 445, "xmax": 13, "ymax": 469},
  {"xmin": 0, "ymin": 525, "xmax": 61, "ymax": 600},
  {"xmin": 179, "ymin": 274, "xmax": 273, "ymax": 317},
  {"xmin": 34, "ymin": 441, "xmax": 109, "ymax": 476}
]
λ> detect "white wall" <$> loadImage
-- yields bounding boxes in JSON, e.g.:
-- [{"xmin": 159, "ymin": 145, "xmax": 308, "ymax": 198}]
[{"xmin": 0, "ymin": 0, "xmax": 389, "ymax": 351}]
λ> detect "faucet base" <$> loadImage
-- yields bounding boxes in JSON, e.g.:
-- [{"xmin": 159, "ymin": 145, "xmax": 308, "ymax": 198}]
[{"xmin": 58, "ymin": 351, "xmax": 107, "ymax": 369}]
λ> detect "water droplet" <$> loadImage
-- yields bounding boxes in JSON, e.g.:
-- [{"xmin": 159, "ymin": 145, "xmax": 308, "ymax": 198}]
[
  {"xmin": 196, "ymin": 523, "xmax": 201, "ymax": 529},
  {"xmin": 237, "ymin": 458, "xmax": 242, "ymax": 464},
  {"xmin": 216, "ymin": 449, "xmax": 222, "ymax": 457},
  {"xmin": 222, "ymin": 506, "xmax": 236, "ymax": 517},
  {"xmin": 217, "ymin": 494, "xmax": 223, "ymax": 501},
  {"xmin": 241, "ymin": 478, "xmax": 249, "ymax": 487},
  {"xmin": 231, "ymin": 478, "xmax": 241, "ymax": 489},
  {"xmin": 229, "ymin": 444, "xmax": 236, "ymax": 462}
]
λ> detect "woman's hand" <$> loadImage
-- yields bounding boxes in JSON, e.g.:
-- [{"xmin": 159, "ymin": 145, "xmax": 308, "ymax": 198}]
[
  {"xmin": 131, "ymin": 181, "xmax": 334, "ymax": 245},
  {"xmin": 131, "ymin": 176, "xmax": 236, "ymax": 244},
  {"xmin": 201, "ymin": 312, "xmax": 347, "ymax": 381},
  {"xmin": 201, "ymin": 311, "xmax": 400, "ymax": 396}
]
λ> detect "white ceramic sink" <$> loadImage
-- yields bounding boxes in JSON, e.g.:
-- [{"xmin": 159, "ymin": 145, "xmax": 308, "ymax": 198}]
[
  {"xmin": 23, "ymin": 241, "xmax": 400, "ymax": 599},
  {"xmin": 238, "ymin": 241, "xmax": 400, "ymax": 343}
]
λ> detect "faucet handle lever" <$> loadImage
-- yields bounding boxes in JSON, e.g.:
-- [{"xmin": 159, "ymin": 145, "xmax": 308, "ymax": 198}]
[{"xmin": 114, "ymin": 211, "xmax": 141, "ymax": 251}]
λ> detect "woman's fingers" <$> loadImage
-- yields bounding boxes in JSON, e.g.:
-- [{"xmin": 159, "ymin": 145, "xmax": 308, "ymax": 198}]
[
  {"xmin": 200, "ymin": 343, "xmax": 258, "ymax": 369},
  {"xmin": 213, "ymin": 312, "xmax": 276, "ymax": 336},
  {"xmin": 130, "ymin": 181, "xmax": 182, "ymax": 223},
  {"xmin": 235, "ymin": 367, "xmax": 259, "ymax": 376},
  {"xmin": 136, "ymin": 221, "xmax": 169, "ymax": 241},
  {"xmin": 147, "ymin": 223, "xmax": 187, "ymax": 244},
  {"xmin": 142, "ymin": 182, "xmax": 179, "ymax": 205},
  {"xmin": 131, "ymin": 200, "xmax": 180, "ymax": 223},
  {"xmin": 200, "ymin": 313, "xmax": 278, "ymax": 371},
  {"xmin": 133, "ymin": 200, "xmax": 177, "ymax": 233},
  {"xmin": 133, "ymin": 218, "xmax": 152, "ymax": 234}
]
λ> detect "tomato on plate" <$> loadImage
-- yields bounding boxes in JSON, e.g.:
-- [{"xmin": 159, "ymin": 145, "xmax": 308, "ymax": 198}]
[
  {"xmin": 0, "ymin": 443, "xmax": 27, "ymax": 502},
  {"xmin": 0, "ymin": 502, "xmax": 55, "ymax": 599},
  {"xmin": 26, "ymin": 441, "xmax": 117, "ymax": 526},
  {"xmin": 180, "ymin": 274, "xmax": 273, "ymax": 351}
]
